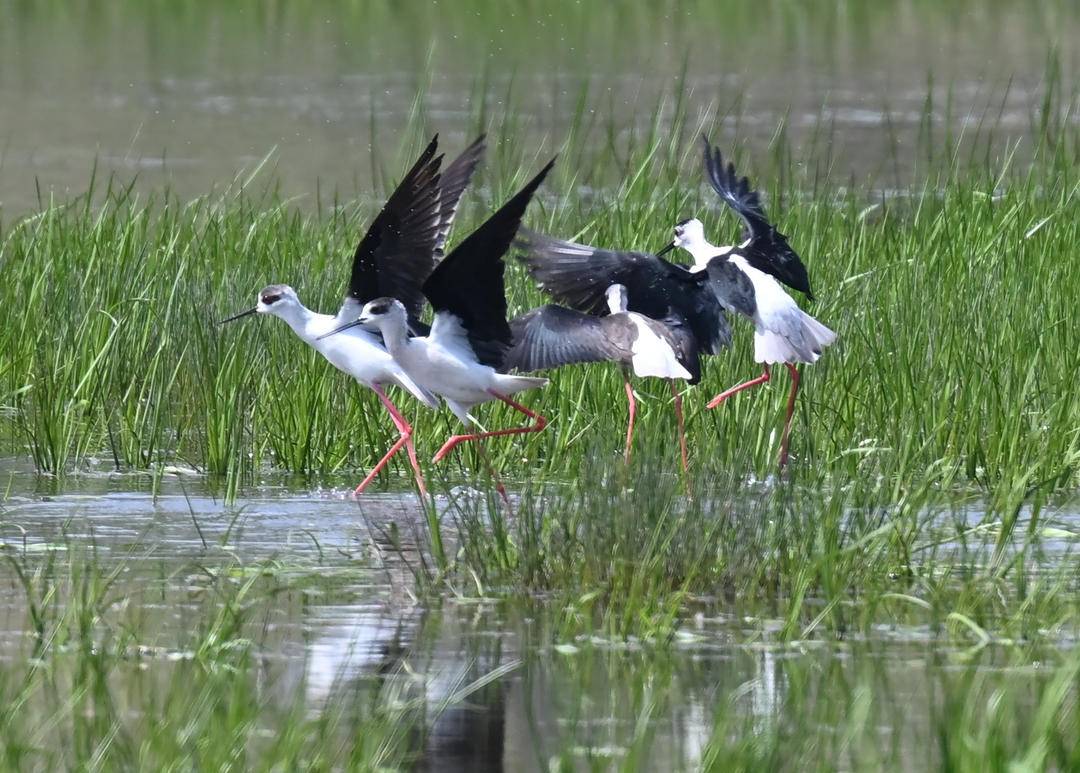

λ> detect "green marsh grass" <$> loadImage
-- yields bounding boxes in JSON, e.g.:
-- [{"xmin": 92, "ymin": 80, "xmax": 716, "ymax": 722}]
[
  {"xmin": 1, "ymin": 83, "xmax": 1077, "ymax": 494},
  {"xmin": 2, "ymin": 77, "xmax": 1079, "ymax": 630}
]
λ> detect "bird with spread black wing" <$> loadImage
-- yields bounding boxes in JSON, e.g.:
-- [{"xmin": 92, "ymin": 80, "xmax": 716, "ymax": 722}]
[
  {"xmin": 319, "ymin": 158, "xmax": 557, "ymax": 492},
  {"xmin": 656, "ymin": 137, "xmax": 835, "ymax": 467},
  {"xmin": 220, "ymin": 135, "xmax": 486, "ymax": 495},
  {"xmin": 516, "ymin": 228, "xmax": 758, "ymax": 472}
]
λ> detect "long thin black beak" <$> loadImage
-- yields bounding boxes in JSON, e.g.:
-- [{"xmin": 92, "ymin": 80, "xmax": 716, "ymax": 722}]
[
  {"xmin": 219, "ymin": 307, "xmax": 258, "ymax": 324},
  {"xmin": 656, "ymin": 241, "xmax": 676, "ymax": 257},
  {"xmin": 316, "ymin": 318, "xmax": 364, "ymax": 341}
]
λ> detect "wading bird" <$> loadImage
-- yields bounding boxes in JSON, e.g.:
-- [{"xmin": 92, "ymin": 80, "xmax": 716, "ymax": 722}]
[
  {"xmin": 516, "ymin": 227, "xmax": 748, "ymax": 472},
  {"xmin": 220, "ymin": 135, "xmax": 486, "ymax": 495},
  {"xmin": 321, "ymin": 158, "xmax": 556, "ymax": 483},
  {"xmin": 656, "ymin": 138, "xmax": 835, "ymax": 466},
  {"xmin": 505, "ymin": 284, "xmax": 696, "ymax": 473}
]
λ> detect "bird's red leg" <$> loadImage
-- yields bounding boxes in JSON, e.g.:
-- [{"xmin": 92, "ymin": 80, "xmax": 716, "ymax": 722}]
[
  {"xmin": 671, "ymin": 381, "xmax": 689, "ymax": 481},
  {"xmin": 353, "ymin": 434, "xmax": 411, "ymax": 496},
  {"xmin": 355, "ymin": 385, "xmax": 427, "ymax": 497},
  {"xmin": 706, "ymin": 366, "xmax": 771, "ymax": 409},
  {"xmin": 432, "ymin": 392, "xmax": 548, "ymax": 463},
  {"xmin": 624, "ymin": 379, "xmax": 637, "ymax": 464},
  {"xmin": 778, "ymin": 363, "xmax": 801, "ymax": 469}
]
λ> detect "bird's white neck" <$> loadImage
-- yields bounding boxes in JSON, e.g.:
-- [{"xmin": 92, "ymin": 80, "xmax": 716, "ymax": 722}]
[
  {"xmin": 371, "ymin": 316, "xmax": 410, "ymax": 356},
  {"xmin": 606, "ymin": 291, "xmax": 628, "ymax": 315},
  {"xmin": 334, "ymin": 297, "xmax": 364, "ymax": 326},
  {"xmin": 271, "ymin": 301, "xmax": 320, "ymax": 342},
  {"xmin": 681, "ymin": 236, "xmax": 731, "ymax": 269}
]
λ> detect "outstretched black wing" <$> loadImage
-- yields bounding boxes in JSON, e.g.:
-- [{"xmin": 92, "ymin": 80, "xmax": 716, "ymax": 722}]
[
  {"xmin": 348, "ymin": 135, "xmax": 444, "ymax": 328},
  {"xmin": 701, "ymin": 137, "xmax": 814, "ymax": 299},
  {"xmin": 516, "ymin": 230, "xmax": 733, "ymax": 355},
  {"xmin": 424, "ymin": 158, "xmax": 556, "ymax": 368},
  {"xmin": 434, "ymin": 135, "xmax": 486, "ymax": 259},
  {"xmin": 506, "ymin": 305, "xmax": 631, "ymax": 372}
]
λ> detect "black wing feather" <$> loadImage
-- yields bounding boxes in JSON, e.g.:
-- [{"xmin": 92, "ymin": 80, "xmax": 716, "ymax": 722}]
[
  {"xmin": 516, "ymin": 230, "xmax": 733, "ymax": 356},
  {"xmin": 424, "ymin": 158, "xmax": 556, "ymax": 368},
  {"xmin": 434, "ymin": 135, "xmax": 486, "ymax": 258},
  {"xmin": 703, "ymin": 256, "xmax": 757, "ymax": 318},
  {"xmin": 348, "ymin": 135, "xmax": 444, "ymax": 328},
  {"xmin": 701, "ymin": 137, "xmax": 814, "ymax": 299}
]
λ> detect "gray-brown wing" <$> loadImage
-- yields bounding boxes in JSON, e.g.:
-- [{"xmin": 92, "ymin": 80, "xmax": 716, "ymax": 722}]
[
  {"xmin": 435, "ymin": 135, "xmax": 486, "ymax": 258},
  {"xmin": 506, "ymin": 305, "xmax": 633, "ymax": 372},
  {"xmin": 704, "ymin": 257, "xmax": 757, "ymax": 318}
]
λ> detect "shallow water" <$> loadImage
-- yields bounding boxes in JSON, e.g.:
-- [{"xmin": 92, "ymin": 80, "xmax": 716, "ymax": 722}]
[
  {"xmin": 1, "ymin": 1, "xmax": 1077, "ymax": 213},
  {"xmin": 1, "ymin": 474, "xmax": 1076, "ymax": 769}
]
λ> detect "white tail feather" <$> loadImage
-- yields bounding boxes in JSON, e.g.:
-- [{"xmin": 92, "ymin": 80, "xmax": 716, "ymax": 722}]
[
  {"xmin": 755, "ymin": 311, "xmax": 836, "ymax": 364},
  {"xmin": 755, "ymin": 331, "xmax": 798, "ymax": 364},
  {"xmin": 801, "ymin": 312, "xmax": 837, "ymax": 350}
]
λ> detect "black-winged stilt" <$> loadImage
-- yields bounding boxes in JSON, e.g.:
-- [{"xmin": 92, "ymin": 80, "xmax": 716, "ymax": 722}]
[
  {"xmin": 505, "ymin": 284, "xmax": 697, "ymax": 472},
  {"xmin": 321, "ymin": 157, "xmax": 557, "ymax": 483},
  {"xmin": 516, "ymin": 229, "xmax": 750, "ymax": 470},
  {"xmin": 220, "ymin": 135, "xmax": 486, "ymax": 495},
  {"xmin": 657, "ymin": 138, "xmax": 836, "ymax": 467}
]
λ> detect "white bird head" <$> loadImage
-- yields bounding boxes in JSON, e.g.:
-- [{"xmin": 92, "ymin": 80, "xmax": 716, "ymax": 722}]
[
  {"xmin": 219, "ymin": 283, "xmax": 301, "ymax": 325},
  {"xmin": 672, "ymin": 218, "xmax": 706, "ymax": 249},
  {"xmin": 313, "ymin": 296, "xmax": 408, "ymax": 341},
  {"xmin": 357, "ymin": 297, "xmax": 408, "ymax": 329},
  {"xmin": 255, "ymin": 284, "xmax": 301, "ymax": 317},
  {"xmin": 605, "ymin": 283, "xmax": 629, "ymax": 314},
  {"xmin": 656, "ymin": 218, "xmax": 718, "ymax": 267}
]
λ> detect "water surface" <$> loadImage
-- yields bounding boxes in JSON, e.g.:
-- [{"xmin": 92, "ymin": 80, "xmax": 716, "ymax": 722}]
[
  {"xmin": 2, "ymin": 476, "xmax": 1076, "ymax": 770},
  {"xmin": 1, "ymin": 1, "xmax": 1077, "ymax": 212}
]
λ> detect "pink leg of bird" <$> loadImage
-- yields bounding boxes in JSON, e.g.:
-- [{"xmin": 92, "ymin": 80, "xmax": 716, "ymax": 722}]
[
  {"xmin": 353, "ymin": 386, "xmax": 427, "ymax": 497},
  {"xmin": 623, "ymin": 379, "xmax": 637, "ymax": 464},
  {"xmin": 671, "ymin": 381, "xmax": 689, "ymax": 478},
  {"xmin": 706, "ymin": 366, "xmax": 771, "ymax": 410},
  {"xmin": 373, "ymin": 386, "xmax": 427, "ymax": 496},
  {"xmin": 778, "ymin": 363, "xmax": 801, "ymax": 469},
  {"xmin": 432, "ymin": 392, "xmax": 548, "ymax": 463}
]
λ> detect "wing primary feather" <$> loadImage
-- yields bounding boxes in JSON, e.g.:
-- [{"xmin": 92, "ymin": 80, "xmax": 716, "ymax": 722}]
[
  {"xmin": 700, "ymin": 136, "xmax": 815, "ymax": 299},
  {"xmin": 347, "ymin": 135, "xmax": 445, "ymax": 328},
  {"xmin": 506, "ymin": 305, "xmax": 626, "ymax": 372},
  {"xmin": 434, "ymin": 135, "xmax": 486, "ymax": 258},
  {"xmin": 423, "ymin": 157, "xmax": 557, "ymax": 368}
]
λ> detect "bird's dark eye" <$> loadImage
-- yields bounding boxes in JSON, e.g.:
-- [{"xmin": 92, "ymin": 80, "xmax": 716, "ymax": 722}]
[
  {"xmin": 368, "ymin": 303, "xmax": 388, "ymax": 315},
  {"xmin": 261, "ymin": 293, "xmax": 281, "ymax": 305}
]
